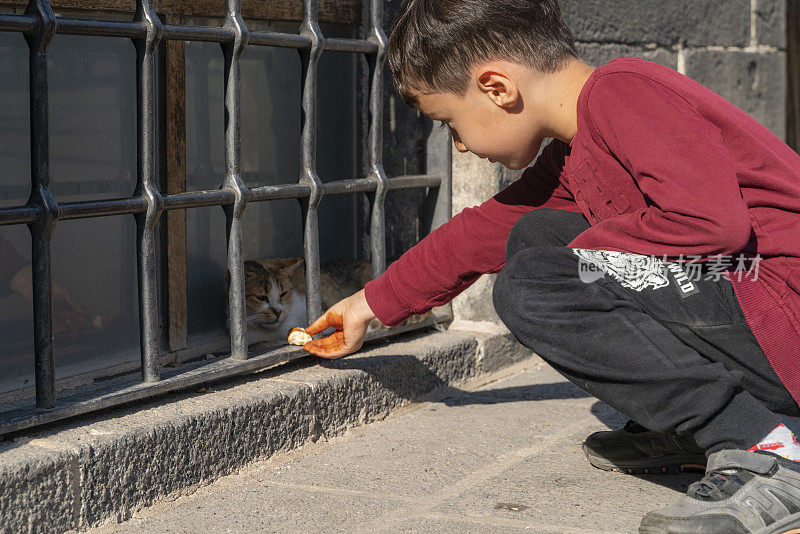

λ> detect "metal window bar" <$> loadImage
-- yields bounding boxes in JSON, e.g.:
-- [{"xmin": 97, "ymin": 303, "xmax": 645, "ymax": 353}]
[{"xmin": 0, "ymin": 0, "xmax": 452, "ymax": 436}]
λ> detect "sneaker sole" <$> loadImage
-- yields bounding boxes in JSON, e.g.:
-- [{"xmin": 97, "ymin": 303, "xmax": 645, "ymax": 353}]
[
  {"xmin": 759, "ymin": 515, "xmax": 800, "ymax": 534},
  {"xmin": 582, "ymin": 442, "xmax": 707, "ymax": 475},
  {"xmin": 639, "ymin": 517, "xmax": 800, "ymax": 534}
]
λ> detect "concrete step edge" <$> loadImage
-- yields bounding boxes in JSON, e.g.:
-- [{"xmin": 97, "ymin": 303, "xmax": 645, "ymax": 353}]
[{"xmin": 0, "ymin": 329, "xmax": 536, "ymax": 533}]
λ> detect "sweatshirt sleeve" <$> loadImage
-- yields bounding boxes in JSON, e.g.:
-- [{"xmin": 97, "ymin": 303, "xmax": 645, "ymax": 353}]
[
  {"xmin": 568, "ymin": 72, "xmax": 753, "ymax": 258},
  {"xmin": 365, "ymin": 139, "xmax": 582, "ymax": 326}
]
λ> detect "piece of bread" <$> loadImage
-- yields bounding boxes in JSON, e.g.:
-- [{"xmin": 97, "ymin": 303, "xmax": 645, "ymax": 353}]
[{"xmin": 287, "ymin": 327, "xmax": 313, "ymax": 346}]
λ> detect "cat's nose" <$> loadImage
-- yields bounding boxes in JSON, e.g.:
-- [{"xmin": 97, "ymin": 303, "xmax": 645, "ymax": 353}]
[{"xmin": 270, "ymin": 306, "xmax": 283, "ymax": 317}]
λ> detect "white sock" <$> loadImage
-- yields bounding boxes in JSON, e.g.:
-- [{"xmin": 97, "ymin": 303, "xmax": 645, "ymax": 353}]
[{"xmin": 748, "ymin": 423, "xmax": 800, "ymax": 461}]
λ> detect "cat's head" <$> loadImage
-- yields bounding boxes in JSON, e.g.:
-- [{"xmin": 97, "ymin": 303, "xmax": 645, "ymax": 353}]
[{"xmin": 239, "ymin": 258, "xmax": 304, "ymax": 329}]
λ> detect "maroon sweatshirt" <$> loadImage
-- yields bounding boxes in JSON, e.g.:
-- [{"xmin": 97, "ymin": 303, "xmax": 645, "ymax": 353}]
[{"xmin": 366, "ymin": 57, "xmax": 800, "ymax": 405}]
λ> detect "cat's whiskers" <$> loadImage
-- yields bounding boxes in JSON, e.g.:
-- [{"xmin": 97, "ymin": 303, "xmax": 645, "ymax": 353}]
[{"xmin": 245, "ymin": 313, "xmax": 260, "ymax": 321}]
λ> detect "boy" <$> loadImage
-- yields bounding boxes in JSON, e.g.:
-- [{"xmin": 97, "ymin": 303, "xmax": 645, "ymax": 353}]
[{"xmin": 304, "ymin": 0, "xmax": 800, "ymax": 531}]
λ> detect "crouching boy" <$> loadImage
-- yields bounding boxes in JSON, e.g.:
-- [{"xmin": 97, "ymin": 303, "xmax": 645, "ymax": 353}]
[{"xmin": 304, "ymin": 0, "xmax": 800, "ymax": 532}]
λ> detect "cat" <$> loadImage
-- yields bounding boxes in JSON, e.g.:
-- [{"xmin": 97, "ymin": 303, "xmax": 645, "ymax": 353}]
[{"xmin": 228, "ymin": 258, "xmax": 419, "ymax": 346}]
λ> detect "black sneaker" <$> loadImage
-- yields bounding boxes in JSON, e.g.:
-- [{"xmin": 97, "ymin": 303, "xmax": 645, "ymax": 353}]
[
  {"xmin": 639, "ymin": 449, "xmax": 800, "ymax": 533},
  {"xmin": 582, "ymin": 420, "xmax": 707, "ymax": 475}
]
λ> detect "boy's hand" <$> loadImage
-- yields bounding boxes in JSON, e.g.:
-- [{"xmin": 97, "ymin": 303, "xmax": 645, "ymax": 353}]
[{"xmin": 303, "ymin": 289, "xmax": 376, "ymax": 359}]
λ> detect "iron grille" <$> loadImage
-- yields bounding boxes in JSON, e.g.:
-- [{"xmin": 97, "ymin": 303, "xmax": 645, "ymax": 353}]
[{"xmin": 0, "ymin": 0, "xmax": 452, "ymax": 435}]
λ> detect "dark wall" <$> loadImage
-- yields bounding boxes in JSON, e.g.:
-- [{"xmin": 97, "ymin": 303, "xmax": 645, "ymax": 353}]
[
  {"xmin": 563, "ymin": 0, "xmax": 788, "ymax": 140},
  {"xmin": 380, "ymin": 1, "xmax": 429, "ymax": 264}
]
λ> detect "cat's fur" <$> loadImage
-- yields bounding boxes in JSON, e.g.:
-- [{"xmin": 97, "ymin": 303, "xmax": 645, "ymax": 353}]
[{"xmin": 227, "ymin": 258, "xmax": 391, "ymax": 346}]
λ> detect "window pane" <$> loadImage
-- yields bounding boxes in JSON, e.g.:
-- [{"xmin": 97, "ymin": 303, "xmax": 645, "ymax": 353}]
[
  {"xmin": 317, "ymin": 24, "xmax": 359, "ymax": 262},
  {"xmin": 0, "ymin": 32, "xmax": 30, "ymax": 208},
  {"xmin": 51, "ymin": 217, "xmax": 141, "ymax": 380},
  {"xmin": 0, "ymin": 32, "xmax": 34, "ymax": 396},
  {"xmin": 48, "ymin": 35, "xmax": 142, "ymax": 381},
  {"xmin": 186, "ymin": 39, "xmax": 225, "ymax": 191},
  {"xmin": 0, "ymin": 226, "xmax": 34, "ymax": 396},
  {"xmin": 0, "ymin": 32, "xmax": 141, "ymax": 394},
  {"xmin": 49, "ymin": 35, "xmax": 137, "ymax": 199}
]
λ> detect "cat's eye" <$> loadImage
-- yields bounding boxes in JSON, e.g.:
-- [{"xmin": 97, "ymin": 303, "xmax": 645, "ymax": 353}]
[
  {"xmin": 256, "ymin": 296, "xmax": 269, "ymax": 301},
  {"xmin": 280, "ymin": 291, "xmax": 290, "ymax": 299}
]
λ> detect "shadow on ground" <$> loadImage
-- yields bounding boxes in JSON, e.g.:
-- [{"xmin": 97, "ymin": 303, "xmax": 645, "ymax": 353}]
[
  {"xmin": 440, "ymin": 381, "xmax": 592, "ymax": 406},
  {"xmin": 328, "ymin": 355, "xmax": 707, "ymax": 495}
]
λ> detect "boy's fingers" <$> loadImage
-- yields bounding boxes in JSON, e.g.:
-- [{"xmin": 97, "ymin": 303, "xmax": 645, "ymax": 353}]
[
  {"xmin": 304, "ymin": 331, "xmax": 350, "ymax": 359},
  {"xmin": 304, "ymin": 313, "xmax": 331, "ymax": 335},
  {"xmin": 305, "ymin": 311, "xmax": 343, "ymax": 335}
]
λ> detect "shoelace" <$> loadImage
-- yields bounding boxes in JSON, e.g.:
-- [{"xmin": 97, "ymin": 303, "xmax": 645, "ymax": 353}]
[{"xmin": 688, "ymin": 469, "xmax": 753, "ymax": 501}]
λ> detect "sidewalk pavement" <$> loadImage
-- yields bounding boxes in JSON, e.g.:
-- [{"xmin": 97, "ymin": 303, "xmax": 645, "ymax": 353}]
[{"xmin": 88, "ymin": 358, "xmax": 713, "ymax": 534}]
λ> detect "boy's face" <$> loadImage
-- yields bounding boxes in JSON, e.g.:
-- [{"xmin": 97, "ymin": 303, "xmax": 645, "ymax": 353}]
[{"xmin": 410, "ymin": 63, "xmax": 550, "ymax": 170}]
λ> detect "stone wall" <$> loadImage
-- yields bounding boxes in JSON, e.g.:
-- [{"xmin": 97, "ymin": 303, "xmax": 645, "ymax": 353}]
[{"xmin": 564, "ymin": 0, "xmax": 788, "ymax": 139}]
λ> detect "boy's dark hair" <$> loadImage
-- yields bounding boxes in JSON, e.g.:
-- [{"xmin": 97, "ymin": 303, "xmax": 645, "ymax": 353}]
[{"xmin": 387, "ymin": 0, "xmax": 579, "ymax": 106}]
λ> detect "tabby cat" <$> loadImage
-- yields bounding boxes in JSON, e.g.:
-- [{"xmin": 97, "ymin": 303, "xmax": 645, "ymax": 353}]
[{"xmin": 228, "ymin": 258, "xmax": 389, "ymax": 346}]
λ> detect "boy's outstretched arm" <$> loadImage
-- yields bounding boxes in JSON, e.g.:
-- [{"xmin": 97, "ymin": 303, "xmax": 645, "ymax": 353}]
[{"xmin": 303, "ymin": 140, "xmax": 581, "ymax": 358}]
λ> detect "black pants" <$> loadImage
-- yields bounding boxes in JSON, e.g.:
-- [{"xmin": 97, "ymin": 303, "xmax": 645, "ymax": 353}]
[{"xmin": 493, "ymin": 208, "xmax": 800, "ymax": 454}]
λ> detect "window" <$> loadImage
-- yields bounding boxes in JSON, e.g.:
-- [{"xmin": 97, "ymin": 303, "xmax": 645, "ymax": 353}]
[{"xmin": 0, "ymin": 0, "xmax": 451, "ymax": 435}]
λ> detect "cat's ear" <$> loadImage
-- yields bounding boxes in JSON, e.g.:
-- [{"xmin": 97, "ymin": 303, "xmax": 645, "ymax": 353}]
[
  {"xmin": 283, "ymin": 257, "xmax": 304, "ymax": 274},
  {"xmin": 273, "ymin": 257, "xmax": 304, "ymax": 274},
  {"xmin": 286, "ymin": 258, "xmax": 306, "ymax": 291},
  {"xmin": 252, "ymin": 258, "xmax": 302, "ymax": 273},
  {"xmin": 242, "ymin": 261, "xmax": 263, "ymax": 281}
]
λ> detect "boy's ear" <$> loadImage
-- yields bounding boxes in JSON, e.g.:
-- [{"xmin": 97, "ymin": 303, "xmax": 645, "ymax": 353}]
[{"xmin": 476, "ymin": 69, "xmax": 518, "ymax": 110}]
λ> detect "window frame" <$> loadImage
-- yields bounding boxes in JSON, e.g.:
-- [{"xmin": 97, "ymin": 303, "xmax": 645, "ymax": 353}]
[{"xmin": 0, "ymin": 0, "xmax": 453, "ymax": 436}]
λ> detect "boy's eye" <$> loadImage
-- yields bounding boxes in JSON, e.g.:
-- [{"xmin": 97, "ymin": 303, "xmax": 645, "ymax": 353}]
[{"xmin": 438, "ymin": 121, "xmax": 449, "ymax": 130}]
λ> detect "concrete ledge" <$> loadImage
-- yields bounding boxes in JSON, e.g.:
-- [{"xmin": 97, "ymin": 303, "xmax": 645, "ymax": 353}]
[{"xmin": 0, "ymin": 329, "xmax": 537, "ymax": 533}]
